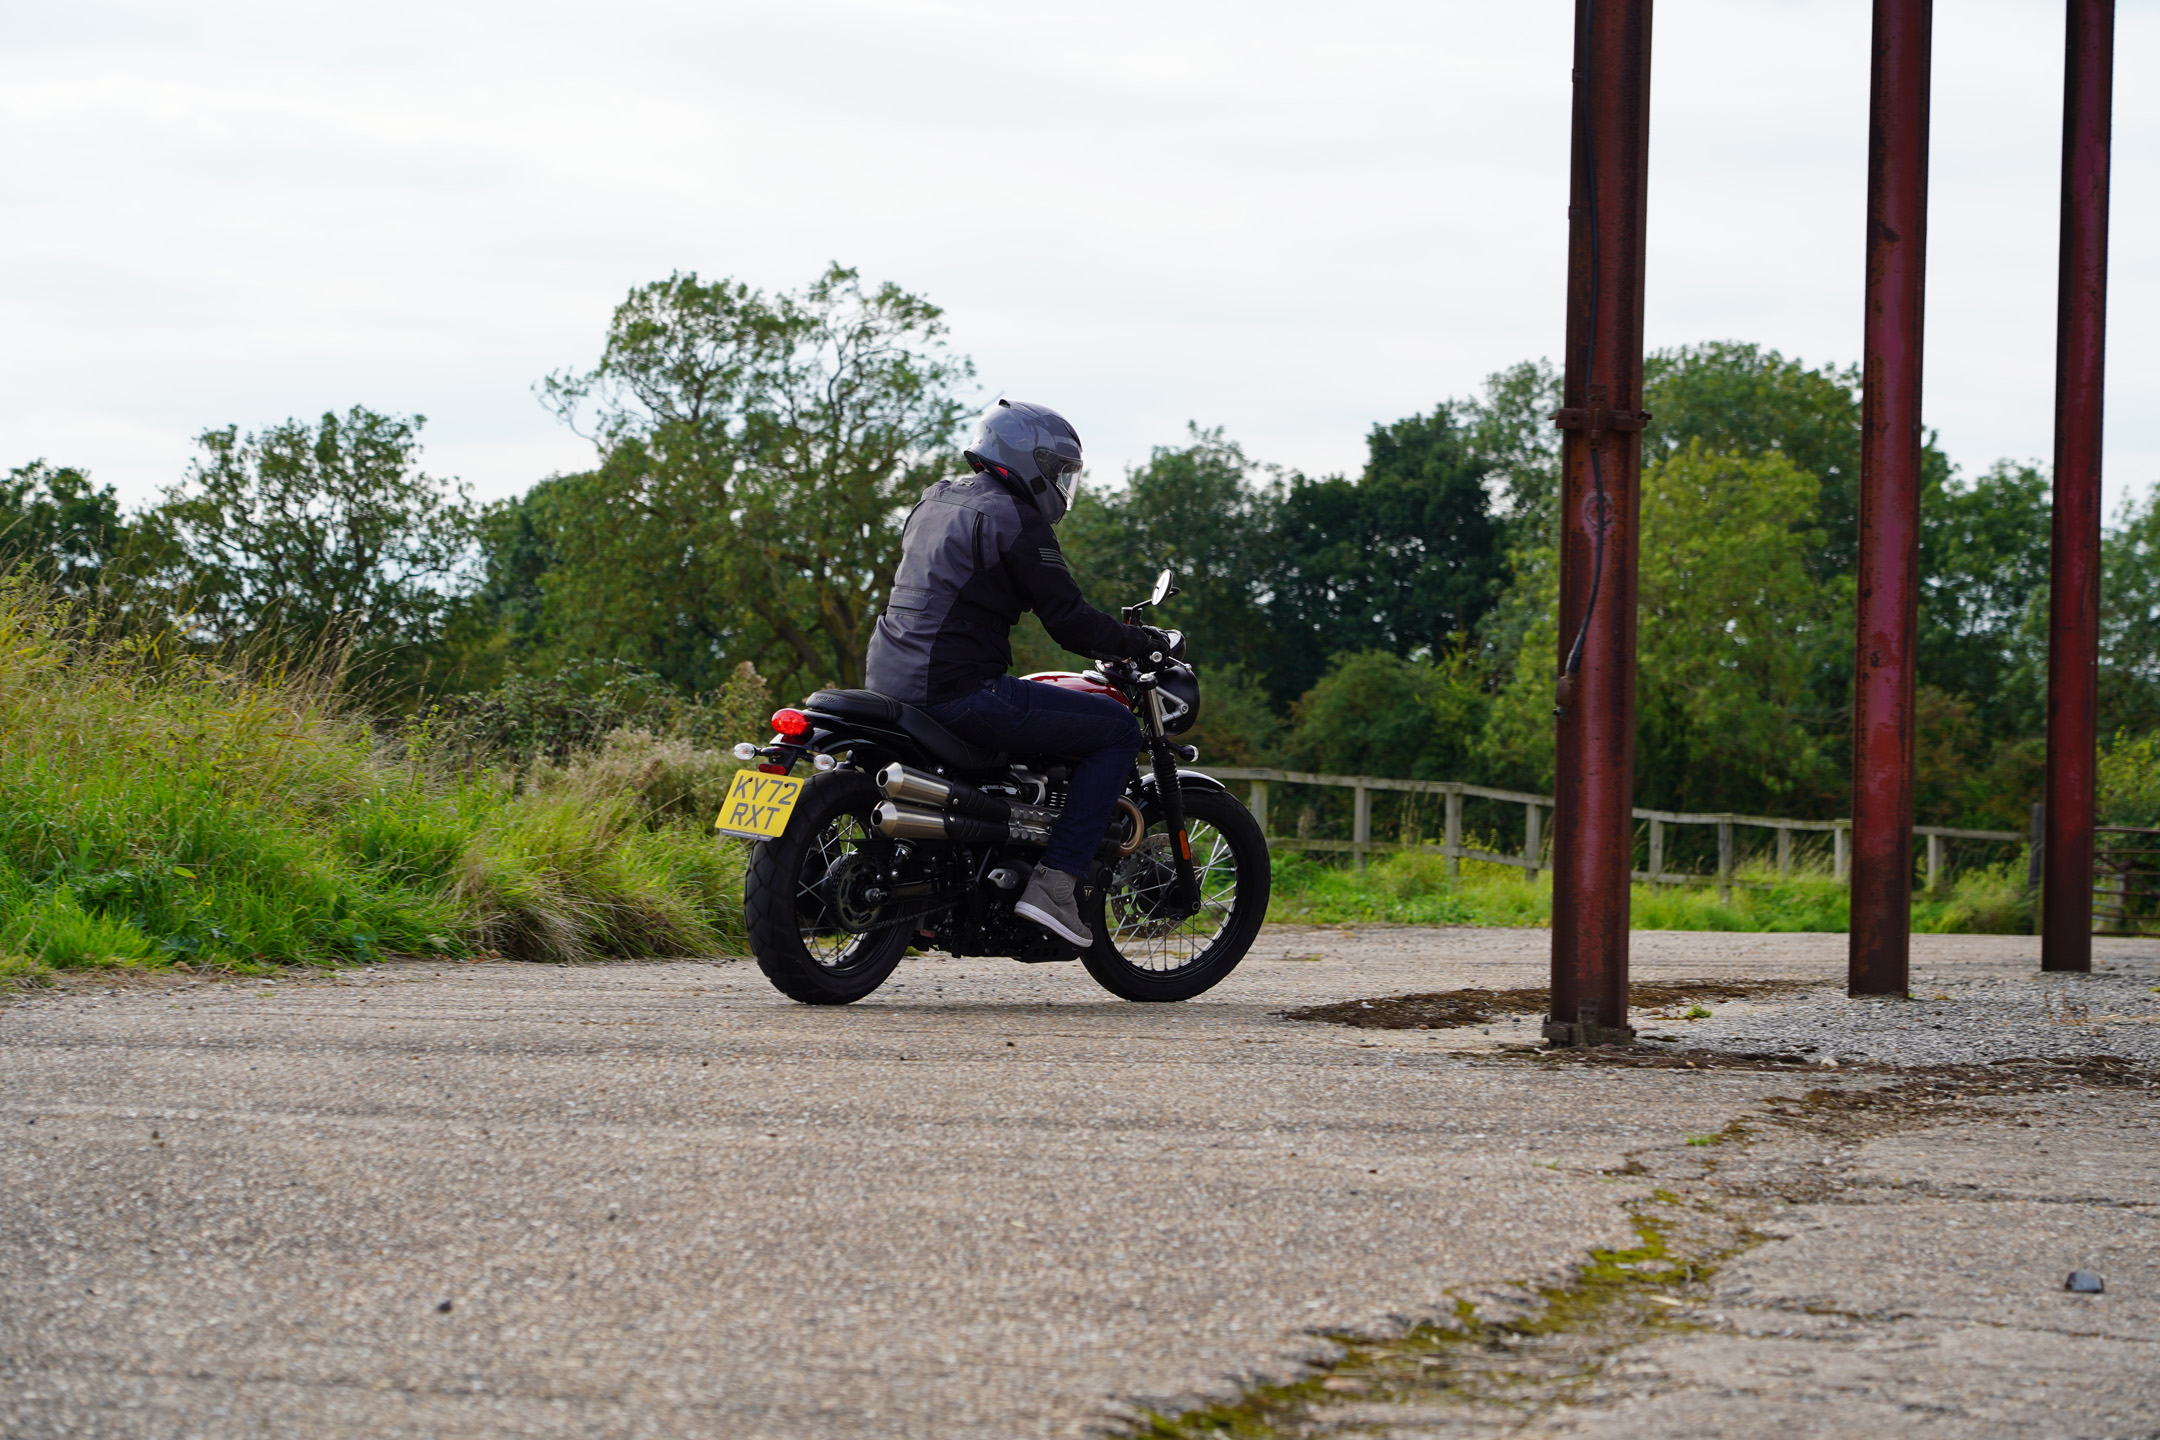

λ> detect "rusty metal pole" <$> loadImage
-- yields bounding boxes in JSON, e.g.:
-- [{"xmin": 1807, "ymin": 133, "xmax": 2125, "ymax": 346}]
[
  {"xmin": 1849, "ymin": 0, "xmax": 1932, "ymax": 998},
  {"xmin": 1547, "ymin": 0, "xmax": 1651, "ymax": 1046},
  {"xmin": 2041, "ymin": 0, "xmax": 2115, "ymax": 974}
]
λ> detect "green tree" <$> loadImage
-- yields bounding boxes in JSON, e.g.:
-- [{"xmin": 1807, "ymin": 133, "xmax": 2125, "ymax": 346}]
[
  {"xmin": 1056, "ymin": 426, "xmax": 1278, "ymax": 678},
  {"xmin": 1, "ymin": 461, "xmax": 140, "ymax": 596},
  {"xmin": 459, "ymin": 475, "xmax": 579, "ymax": 684},
  {"xmin": 1181, "ymin": 664, "xmax": 1287, "ymax": 768},
  {"xmin": 1286, "ymin": 649, "xmax": 1487, "ymax": 781},
  {"xmin": 1482, "ymin": 445, "xmax": 1839, "ymax": 811},
  {"xmin": 1917, "ymin": 460, "xmax": 2052, "ymax": 737},
  {"xmin": 1640, "ymin": 343, "xmax": 1865, "ymax": 574},
  {"xmin": 151, "ymin": 408, "xmax": 476, "ymax": 683},
  {"xmin": 1461, "ymin": 358, "xmax": 1564, "ymax": 538},
  {"xmin": 2099, "ymin": 488, "xmax": 2160, "ymax": 737},
  {"xmin": 532, "ymin": 264, "xmax": 972, "ymax": 696},
  {"xmin": 1633, "ymin": 444, "xmax": 1840, "ymax": 812},
  {"xmin": 1260, "ymin": 406, "xmax": 1503, "ymax": 704},
  {"xmin": 1451, "ymin": 360, "xmax": 1564, "ymax": 704}
]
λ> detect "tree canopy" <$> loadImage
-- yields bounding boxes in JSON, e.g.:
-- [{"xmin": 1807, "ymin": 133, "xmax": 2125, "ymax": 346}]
[
  {"xmin": 522, "ymin": 264, "xmax": 972, "ymax": 696},
  {"xmin": 151, "ymin": 407, "xmax": 476, "ymax": 690},
  {"xmin": 16, "ymin": 269, "xmax": 2156, "ymax": 837},
  {"xmin": 1, "ymin": 461, "xmax": 142, "ymax": 597}
]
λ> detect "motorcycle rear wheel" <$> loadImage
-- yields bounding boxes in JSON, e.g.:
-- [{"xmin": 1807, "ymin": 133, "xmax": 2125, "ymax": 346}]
[
  {"xmin": 1080, "ymin": 785, "xmax": 1268, "ymax": 1002},
  {"xmin": 744, "ymin": 770, "xmax": 911, "ymax": 1004}
]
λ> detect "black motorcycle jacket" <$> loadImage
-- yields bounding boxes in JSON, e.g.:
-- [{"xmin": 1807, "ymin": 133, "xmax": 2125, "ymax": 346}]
[{"xmin": 865, "ymin": 471, "xmax": 1153, "ymax": 706}]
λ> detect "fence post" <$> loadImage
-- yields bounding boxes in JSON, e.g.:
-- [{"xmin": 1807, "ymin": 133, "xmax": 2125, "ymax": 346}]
[
  {"xmin": 1648, "ymin": 818, "xmax": 1664, "ymax": 884},
  {"xmin": 1353, "ymin": 783, "xmax": 1371, "ymax": 871},
  {"xmin": 1834, "ymin": 823, "xmax": 1849, "ymax": 884},
  {"xmin": 2028, "ymin": 801, "xmax": 2044, "ymax": 893},
  {"xmin": 1525, "ymin": 802, "xmax": 1543, "ymax": 883},
  {"xmin": 1717, "ymin": 818, "xmax": 1734, "ymax": 904},
  {"xmin": 1248, "ymin": 779, "xmax": 1269, "ymax": 840},
  {"xmin": 1444, "ymin": 786, "xmax": 1462, "ymax": 880},
  {"xmin": 1926, "ymin": 831, "xmax": 1943, "ymax": 896},
  {"xmin": 1777, "ymin": 825, "xmax": 1792, "ymax": 880}
]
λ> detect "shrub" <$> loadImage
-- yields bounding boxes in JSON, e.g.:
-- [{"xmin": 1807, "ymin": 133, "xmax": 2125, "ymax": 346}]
[
  {"xmin": 425, "ymin": 658, "xmax": 773, "ymax": 769},
  {"xmin": 1263, "ymin": 846, "xmax": 2028, "ymax": 936},
  {"xmin": 1287, "ymin": 650, "xmax": 1486, "ymax": 780},
  {"xmin": 0, "ymin": 579, "xmax": 746, "ymax": 979},
  {"xmin": 2099, "ymin": 729, "xmax": 2160, "ymax": 828},
  {"xmin": 1913, "ymin": 860, "xmax": 2033, "ymax": 935},
  {"xmin": 536, "ymin": 728, "xmax": 744, "ymax": 830}
]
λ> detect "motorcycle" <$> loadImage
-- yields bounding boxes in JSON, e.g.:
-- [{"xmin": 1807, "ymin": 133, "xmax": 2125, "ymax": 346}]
[{"xmin": 719, "ymin": 569, "xmax": 1269, "ymax": 1005}]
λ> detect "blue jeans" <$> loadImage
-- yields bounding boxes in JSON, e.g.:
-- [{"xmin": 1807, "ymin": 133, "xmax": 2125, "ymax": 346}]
[{"xmin": 927, "ymin": 675, "xmax": 1142, "ymax": 877}]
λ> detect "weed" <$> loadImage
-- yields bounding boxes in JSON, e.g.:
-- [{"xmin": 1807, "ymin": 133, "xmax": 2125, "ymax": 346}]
[
  {"xmin": 1267, "ymin": 849, "xmax": 2031, "ymax": 934},
  {"xmin": 1125, "ymin": 1206, "xmax": 1723, "ymax": 1438},
  {"xmin": 0, "ymin": 580, "xmax": 748, "ymax": 970}
]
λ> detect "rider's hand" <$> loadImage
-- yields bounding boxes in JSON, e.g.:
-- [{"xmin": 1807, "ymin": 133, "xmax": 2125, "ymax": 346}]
[{"xmin": 1131, "ymin": 625, "xmax": 1176, "ymax": 663}]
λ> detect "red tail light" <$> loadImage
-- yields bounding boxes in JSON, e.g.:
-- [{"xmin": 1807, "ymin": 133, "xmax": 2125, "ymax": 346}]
[{"xmin": 770, "ymin": 708, "xmax": 810, "ymax": 738}]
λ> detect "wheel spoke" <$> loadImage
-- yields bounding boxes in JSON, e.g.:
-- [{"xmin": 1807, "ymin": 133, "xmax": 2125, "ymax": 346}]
[
  {"xmin": 798, "ymin": 811, "xmax": 881, "ymax": 968},
  {"xmin": 1102, "ymin": 815, "xmax": 1248, "ymax": 972}
]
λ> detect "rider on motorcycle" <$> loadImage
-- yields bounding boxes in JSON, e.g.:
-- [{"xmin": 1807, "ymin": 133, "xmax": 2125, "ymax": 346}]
[{"xmin": 864, "ymin": 400, "xmax": 1173, "ymax": 947}]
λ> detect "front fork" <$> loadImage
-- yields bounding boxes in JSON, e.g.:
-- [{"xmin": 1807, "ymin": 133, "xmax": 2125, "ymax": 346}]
[{"xmin": 1141, "ymin": 686, "xmax": 1203, "ymax": 914}]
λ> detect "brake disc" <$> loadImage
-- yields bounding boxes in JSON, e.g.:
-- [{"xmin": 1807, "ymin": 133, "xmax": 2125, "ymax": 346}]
[
  {"xmin": 1110, "ymin": 844, "xmax": 1190, "ymax": 934},
  {"xmin": 824, "ymin": 851, "xmax": 889, "ymax": 933}
]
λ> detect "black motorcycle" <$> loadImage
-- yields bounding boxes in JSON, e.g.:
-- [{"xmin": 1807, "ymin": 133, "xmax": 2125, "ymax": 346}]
[{"xmin": 722, "ymin": 570, "xmax": 1269, "ymax": 1004}]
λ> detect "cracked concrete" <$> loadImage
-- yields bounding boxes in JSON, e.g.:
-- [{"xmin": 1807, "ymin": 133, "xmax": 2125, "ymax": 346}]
[
  {"xmin": 1563, "ymin": 1091, "xmax": 2160, "ymax": 1440},
  {"xmin": 2, "ymin": 927, "xmax": 2155, "ymax": 1439},
  {"xmin": 1143, "ymin": 1072, "xmax": 2160, "ymax": 1439}
]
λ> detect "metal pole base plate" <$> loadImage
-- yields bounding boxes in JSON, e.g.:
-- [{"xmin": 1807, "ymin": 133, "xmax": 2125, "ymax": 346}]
[{"xmin": 1542, "ymin": 1019, "xmax": 1639, "ymax": 1048}]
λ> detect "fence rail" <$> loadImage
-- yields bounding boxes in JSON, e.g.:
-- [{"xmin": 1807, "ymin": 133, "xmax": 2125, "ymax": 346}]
[
  {"xmin": 2094, "ymin": 826, "xmax": 2160, "ymax": 937},
  {"xmin": 1196, "ymin": 766, "xmax": 2023, "ymax": 904}
]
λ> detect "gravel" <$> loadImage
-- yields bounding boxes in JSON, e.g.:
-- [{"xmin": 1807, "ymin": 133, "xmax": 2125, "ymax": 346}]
[{"xmin": 1640, "ymin": 963, "xmax": 2160, "ymax": 1067}]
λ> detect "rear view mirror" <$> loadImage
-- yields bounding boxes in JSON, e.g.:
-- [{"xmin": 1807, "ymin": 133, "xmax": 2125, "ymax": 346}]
[{"xmin": 1151, "ymin": 568, "xmax": 1178, "ymax": 606}]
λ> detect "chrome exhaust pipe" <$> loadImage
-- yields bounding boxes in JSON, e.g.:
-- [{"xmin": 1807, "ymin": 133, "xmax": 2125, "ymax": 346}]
[
  {"xmin": 876, "ymin": 763, "xmax": 1014, "ymax": 823},
  {"xmin": 876, "ymin": 763, "xmax": 962, "ymax": 810},
  {"xmin": 873, "ymin": 799, "xmax": 960, "ymax": 840},
  {"xmin": 877, "ymin": 762, "xmax": 1063, "ymax": 829},
  {"xmin": 874, "ymin": 800, "xmax": 1052, "ymax": 848}
]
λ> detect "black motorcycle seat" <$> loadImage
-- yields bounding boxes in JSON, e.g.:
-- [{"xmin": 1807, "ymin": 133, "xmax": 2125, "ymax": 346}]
[{"xmin": 803, "ymin": 689, "xmax": 1009, "ymax": 771}]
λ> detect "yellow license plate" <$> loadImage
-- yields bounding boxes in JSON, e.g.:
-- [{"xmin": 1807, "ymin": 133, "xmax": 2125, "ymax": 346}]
[{"xmin": 713, "ymin": 769, "xmax": 806, "ymax": 840}]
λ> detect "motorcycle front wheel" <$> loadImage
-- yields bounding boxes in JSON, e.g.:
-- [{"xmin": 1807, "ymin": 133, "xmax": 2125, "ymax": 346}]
[
  {"xmin": 743, "ymin": 770, "xmax": 911, "ymax": 1004},
  {"xmin": 1080, "ymin": 784, "xmax": 1269, "ymax": 1002}
]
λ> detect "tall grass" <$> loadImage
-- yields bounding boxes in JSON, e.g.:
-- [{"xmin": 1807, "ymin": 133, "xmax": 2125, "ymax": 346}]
[
  {"xmin": 0, "ymin": 581, "xmax": 747, "ymax": 980},
  {"xmin": 1266, "ymin": 848, "xmax": 2032, "ymax": 934}
]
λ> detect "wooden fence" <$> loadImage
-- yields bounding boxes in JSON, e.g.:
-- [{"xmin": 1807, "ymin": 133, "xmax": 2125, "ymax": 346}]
[
  {"xmin": 2093, "ymin": 825, "xmax": 2160, "ymax": 937},
  {"xmin": 1196, "ymin": 767, "xmax": 2024, "ymax": 903}
]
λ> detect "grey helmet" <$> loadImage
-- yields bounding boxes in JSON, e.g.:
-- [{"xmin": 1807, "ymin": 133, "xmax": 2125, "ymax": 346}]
[{"xmin": 963, "ymin": 399, "xmax": 1083, "ymax": 524}]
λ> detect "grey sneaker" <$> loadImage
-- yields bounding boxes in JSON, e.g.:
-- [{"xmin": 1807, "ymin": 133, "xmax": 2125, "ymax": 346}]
[{"xmin": 1014, "ymin": 866, "xmax": 1091, "ymax": 946}]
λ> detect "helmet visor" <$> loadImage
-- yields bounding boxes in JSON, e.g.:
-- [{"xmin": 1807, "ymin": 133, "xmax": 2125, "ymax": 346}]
[{"xmin": 1034, "ymin": 447, "xmax": 1083, "ymax": 506}]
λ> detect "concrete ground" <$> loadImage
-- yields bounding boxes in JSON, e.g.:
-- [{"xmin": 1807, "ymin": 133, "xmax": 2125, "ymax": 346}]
[{"xmin": 0, "ymin": 927, "xmax": 2153, "ymax": 1439}]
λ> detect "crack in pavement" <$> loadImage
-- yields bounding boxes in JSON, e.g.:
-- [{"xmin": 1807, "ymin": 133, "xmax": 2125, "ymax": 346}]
[{"xmin": 1123, "ymin": 1057, "xmax": 2160, "ymax": 1439}]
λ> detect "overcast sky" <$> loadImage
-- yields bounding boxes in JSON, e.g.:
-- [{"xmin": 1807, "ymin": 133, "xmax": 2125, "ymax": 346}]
[{"xmin": 3, "ymin": 0, "xmax": 2154, "ymax": 513}]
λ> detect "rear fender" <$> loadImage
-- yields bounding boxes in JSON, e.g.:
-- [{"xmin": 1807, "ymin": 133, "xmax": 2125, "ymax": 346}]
[{"xmin": 800, "ymin": 721, "xmax": 920, "ymax": 768}]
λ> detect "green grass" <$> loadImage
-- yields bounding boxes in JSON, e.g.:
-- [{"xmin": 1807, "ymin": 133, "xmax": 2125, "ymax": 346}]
[
  {"xmin": 0, "ymin": 581, "xmax": 748, "ymax": 981},
  {"xmin": 1265, "ymin": 847, "xmax": 2033, "ymax": 934}
]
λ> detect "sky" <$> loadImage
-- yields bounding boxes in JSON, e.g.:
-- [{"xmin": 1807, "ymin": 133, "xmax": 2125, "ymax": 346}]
[{"xmin": 2, "ymin": 0, "xmax": 2155, "ymax": 513}]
